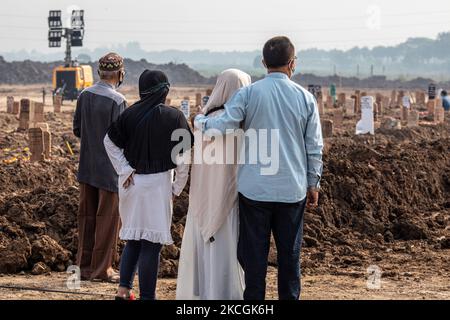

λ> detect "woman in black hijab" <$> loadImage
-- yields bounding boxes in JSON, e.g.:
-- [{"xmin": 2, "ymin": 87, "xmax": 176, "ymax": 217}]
[{"xmin": 104, "ymin": 70, "xmax": 193, "ymax": 300}]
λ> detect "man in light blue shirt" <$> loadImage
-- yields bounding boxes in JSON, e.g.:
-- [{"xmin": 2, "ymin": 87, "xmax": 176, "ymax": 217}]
[{"xmin": 195, "ymin": 36, "xmax": 323, "ymax": 300}]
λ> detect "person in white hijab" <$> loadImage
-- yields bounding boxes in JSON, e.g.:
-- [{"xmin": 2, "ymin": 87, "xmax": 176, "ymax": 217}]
[{"xmin": 176, "ymin": 69, "xmax": 251, "ymax": 300}]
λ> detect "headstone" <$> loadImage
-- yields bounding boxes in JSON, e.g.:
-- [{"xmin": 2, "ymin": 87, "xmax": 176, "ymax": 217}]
[
  {"xmin": 53, "ymin": 95, "xmax": 62, "ymax": 113},
  {"xmin": 31, "ymin": 122, "xmax": 51, "ymax": 159},
  {"xmin": 354, "ymin": 90, "xmax": 361, "ymax": 113},
  {"xmin": 13, "ymin": 101, "xmax": 20, "ymax": 115},
  {"xmin": 377, "ymin": 100, "xmax": 384, "ymax": 116},
  {"xmin": 34, "ymin": 102, "xmax": 45, "ymax": 123},
  {"xmin": 6, "ymin": 96, "xmax": 14, "ymax": 114},
  {"xmin": 344, "ymin": 99, "xmax": 355, "ymax": 116},
  {"xmin": 390, "ymin": 90, "xmax": 397, "ymax": 107},
  {"xmin": 28, "ymin": 127, "xmax": 45, "ymax": 162},
  {"xmin": 180, "ymin": 100, "xmax": 190, "ymax": 118},
  {"xmin": 373, "ymin": 102, "xmax": 379, "ymax": 122},
  {"xmin": 397, "ymin": 91, "xmax": 405, "ymax": 106},
  {"xmin": 321, "ymin": 119, "xmax": 333, "ymax": 138},
  {"xmin": 326, "ymin": 95, "xmax": 334, "ymax": 108},
  {"xmin": 401, "ymin": 107, "xmax": 409, "ymax": 122},
  {"xmin": 337, "ymin": 93, "xmax": 346, "ymax": 106},
  {"xmin": 333, "ymin": 108, "xmax": 343, "ymax": 128},
  {"xmin": 434, "ymin": 101, "xmax": 444, "ymax": 124},
  {"xmin": 356, "ymin": 96, "xmax": 375, "ymax": 135},
  {"xmin": 416, "ymin": 91, "xmax": 426, "ymax": 105},
  {"xmin": 407, "ymin": 110, "xmax": 419, "ymax": 127},
  {"xmin": 375, "ymin": 93, "xmax": 383, "ymax": 108},
  {"xmin": 428, "ymin": 83, "xmax": 437, "ymax": 100},
  {"xmin": 382, "ymin": 97, "xmax": 390, "ymax": 112},
  {"xmin": 195, "ymin": 93, "xmax": 202, "ymax": 107},
  {"xmin": 427, "ymin": 100, "xmax": 436, "ymax": 116},
  {"xmin": 308, "ymin": 85, "xmax": 323, "ymax": 100},
  {"xmin": 402, "ymin": 95, "xmax": 411, "ymax": 108},
  {"xmin": 19, "ymin": 99, "xmax": 35, "ymax": 130},
  {"xmin": 316, "ymin": 97, "xmax": 324, "ymax": 116}
]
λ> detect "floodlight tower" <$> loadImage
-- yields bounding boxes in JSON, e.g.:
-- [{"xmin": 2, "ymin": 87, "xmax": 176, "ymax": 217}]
[
  {"xmin": 48, "ymin": 10, "xmax": 85, "ymax": 67},
  {"xmin": 47, "ymin": 10, "xmax": 92, "ymax": 101}
]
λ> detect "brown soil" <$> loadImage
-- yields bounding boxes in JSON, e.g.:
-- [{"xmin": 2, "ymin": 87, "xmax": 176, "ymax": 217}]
[{"xmin": 0, "ymin": 89, "xmax": 449, "ymax": 299}]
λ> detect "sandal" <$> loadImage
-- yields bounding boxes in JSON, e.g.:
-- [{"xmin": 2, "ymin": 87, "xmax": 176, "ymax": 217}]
[
  {"xmin": 115, "ymin": 292, "xmax": 136, "ymax": 301},
  {"xmin": 106, "ymin": 270, "xmax": 120, "ymax": 284}
]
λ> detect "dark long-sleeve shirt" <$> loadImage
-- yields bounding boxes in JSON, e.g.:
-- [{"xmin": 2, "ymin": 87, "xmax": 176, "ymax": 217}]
[{"xmin": 73, "ymin": 81, "xmax": 127, "ymax": 192}]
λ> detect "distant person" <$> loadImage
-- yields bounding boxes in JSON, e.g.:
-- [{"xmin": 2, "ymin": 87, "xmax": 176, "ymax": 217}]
[
  {"xmin": 194, "ymin": 36, "xmax": 324, "ymax": 300},
  {"xmin": 73, "ymin": 52, "xmax": 127, "ymax": 283},
  {"xmin": 176, "ymin": 69, "xmax": 251, "ymax": 300},
  {"xmin": 441, "ymin": 90, "xmax": 450, "ymax": 111},
  {"xmin": 104, "ymin": 70, "xmax": 193, "ymax": 300}
]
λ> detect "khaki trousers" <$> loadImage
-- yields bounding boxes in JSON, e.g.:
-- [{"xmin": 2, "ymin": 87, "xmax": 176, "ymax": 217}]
[{"xmin": 76, "ymin": 183, "xmax": 120, "ymax": 280}]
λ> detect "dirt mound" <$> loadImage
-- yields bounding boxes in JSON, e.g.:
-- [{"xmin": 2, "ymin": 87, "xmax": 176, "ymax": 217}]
[
  {"xmin": 0, "ymin": 56, "xmax": 213, "ymax": 85},
  {"xmin": 0, "ymin": 112, "xmax": 448, "ymax": 277}
]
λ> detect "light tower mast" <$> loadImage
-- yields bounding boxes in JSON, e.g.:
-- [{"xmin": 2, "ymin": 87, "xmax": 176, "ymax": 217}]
[{"xmin": 48, "ymin": 10, "xmax": 85, "ymax": 67}]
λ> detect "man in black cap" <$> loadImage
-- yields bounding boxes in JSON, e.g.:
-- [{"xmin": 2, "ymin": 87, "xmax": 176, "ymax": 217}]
[{"xmin": 73, "ymin": 52, "xmax": 127, "ymax": 282}]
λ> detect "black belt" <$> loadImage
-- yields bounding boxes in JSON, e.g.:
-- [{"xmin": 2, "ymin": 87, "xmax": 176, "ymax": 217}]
[{"xmin": 205, "ymin": 105, "xmax": 225, "ymax": 117}]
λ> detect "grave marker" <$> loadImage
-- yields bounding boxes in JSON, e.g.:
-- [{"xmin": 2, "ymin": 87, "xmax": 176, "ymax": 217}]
[
  {"xmin": 427, "ymin": 100, "xmax": 435, "ymax": 116},
  {"xmin": 6, "ymin": 96, "xmax": 14, "ymax": 114},
  {"xmin": 344, "ymin": 99, "xmax": 355, "ymax": 116},
  {"xmin": 434, "ymin": 100, "xmax": 444, "ymax": 124},
  {"xmin": 356, "ymin": 96, "xmax": 374, "ymax": 135},
  {"xmin": 53, "ymin": 95, "xmax": 62, "ymax": 113},
  {"xmin": 195, "ymin": 93, "xmax": 202, "ymax": 107},
  {"xmin": 407, "ymin": 110, "xmax": 419, "ymax": 127},
  {"xmin": 34, "ymin": 102, "xmax": 45, "ymax": 123},
  {"xmin": 333, "ymin": 108, "xmax": 343, "ymax": 128},
  {"xmin": 390, "ymin": 90, "xmax": 397, "ymax": 107},
  {"xmin": 321, "ymin": 119, "xmax": 333, "ymax": 138},
  {"xmin": 13, "ymin": 101, "xmax": 20, "ymax": 115},
  {"xmin": 19, "ymin": 99, "xmax": 35, "ymax": 130},
  {"xmin": 31, "ymin": 122, "xmax": 51, "ymax": 159},
  {"xmin": 180, "ymin": 100, "xmax": 190, "ymax": 118},
  {"xmin": 428, "ymin": 83, "xmax": 436, "ymax": 100},
  {"xmin": 317, "ymin": 96, "xmax": 324, "ymax": 116},
  {"xmin": 337, "ymin": 93, "xmax": 346, "ymax": 106},
  {"xmin": 28, "ymin": 127, "xmax": 45, "ymax": 162}
]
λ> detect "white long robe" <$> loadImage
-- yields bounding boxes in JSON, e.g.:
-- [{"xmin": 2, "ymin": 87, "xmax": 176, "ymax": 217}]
[
  {"xmin": 176, "ymin": 116, "xmax": 246, "ymax": 300},
  {"xmin": 176, "ymin": 70, "xmax": 251, "ymax": 300},
  {"xmin": 176, "ymin": 207, "xmax": 244, "ymax": 300},
  {"xmin": 104, "ymin": 135, "xmax": 189, "ymax": 245}
]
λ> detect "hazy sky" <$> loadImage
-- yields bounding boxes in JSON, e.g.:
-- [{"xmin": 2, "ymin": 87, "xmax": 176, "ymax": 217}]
[{"xmin": 1, "ymin": 0, "xmax": 449, "ymax": 52}]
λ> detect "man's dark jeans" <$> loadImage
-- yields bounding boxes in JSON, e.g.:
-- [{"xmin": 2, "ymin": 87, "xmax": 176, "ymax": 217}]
[{"xmin": 237, "ymin": 193, "xmax": 306, "ymax": 300}]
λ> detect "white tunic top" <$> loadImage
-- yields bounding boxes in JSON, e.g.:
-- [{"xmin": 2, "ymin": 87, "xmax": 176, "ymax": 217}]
[{"xmin": 104, "ymin": 135, "xmax": 189, "ymax": 245}]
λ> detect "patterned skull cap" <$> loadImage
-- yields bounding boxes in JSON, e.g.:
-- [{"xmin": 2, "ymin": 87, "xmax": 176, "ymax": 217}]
[{"xmin": 99, "ymin": 52, "xmax": 124, "ymax": 71}]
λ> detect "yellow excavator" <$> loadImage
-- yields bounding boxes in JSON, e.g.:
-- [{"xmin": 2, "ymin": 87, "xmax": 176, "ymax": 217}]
[{"xmin": 48, "ymin": 9, "xmax": 93, "ymax": 101}]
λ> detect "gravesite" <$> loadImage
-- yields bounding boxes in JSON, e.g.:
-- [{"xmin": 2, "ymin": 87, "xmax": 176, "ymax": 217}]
[{"xmin": 0, "ymin": 0, "xmax": 449, "ymax": 311}]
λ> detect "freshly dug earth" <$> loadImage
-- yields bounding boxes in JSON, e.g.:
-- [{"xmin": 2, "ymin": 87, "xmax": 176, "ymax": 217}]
[{"xmin": 0, "ymin": 110, "xmax": 449, "ymax": 279}]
